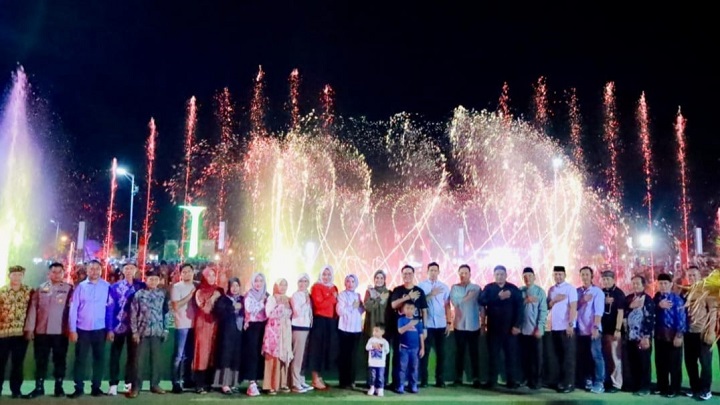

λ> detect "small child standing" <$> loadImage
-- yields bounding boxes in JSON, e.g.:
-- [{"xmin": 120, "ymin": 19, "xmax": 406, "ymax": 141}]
[
  {"xmin": 397, "ymin": 301, "xmax": 425, "ymax": 394},
  {"xmin": 365, "ymin": 325, "xmax": 390, "ymax": 397}
]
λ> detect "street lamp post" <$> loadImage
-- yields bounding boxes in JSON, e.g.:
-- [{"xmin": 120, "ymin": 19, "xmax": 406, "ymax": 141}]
[{"xmin": 115, "ymin": 167, "xmax": 137, "ymax": 260}]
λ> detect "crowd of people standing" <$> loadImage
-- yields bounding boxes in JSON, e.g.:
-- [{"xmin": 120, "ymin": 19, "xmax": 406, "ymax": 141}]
[{"xmin": 0, "ymin": 260, "xmax": 717, "ymax": 400}]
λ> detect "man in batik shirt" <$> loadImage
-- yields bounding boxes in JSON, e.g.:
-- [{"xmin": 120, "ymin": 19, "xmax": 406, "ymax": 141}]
[{"xmin": 127, "ymin": 270, "xmax": 170, "ymax": 398}]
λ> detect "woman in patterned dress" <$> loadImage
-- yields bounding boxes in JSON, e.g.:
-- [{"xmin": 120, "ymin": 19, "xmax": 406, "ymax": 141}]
[
  {"xmin": 262, "ymin": 279, "xmax": 293, "ymax": 395},
  {"xmin": 191, "ymin": 267, "xmax": 223, "ymax": 394}
]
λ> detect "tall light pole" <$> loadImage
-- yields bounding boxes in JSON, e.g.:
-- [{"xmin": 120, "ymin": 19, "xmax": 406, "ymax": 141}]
[{"xmin": 115, "ymin": 167, "xmax": 137, "ymax": 259}]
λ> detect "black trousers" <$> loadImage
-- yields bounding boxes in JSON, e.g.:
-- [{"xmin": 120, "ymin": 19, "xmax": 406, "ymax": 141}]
[
  {"xmin": 655, "ymin": 338, "xmax": 682, "ymax": 394},
  {"xmin": 74, "ymin": 329, "xmax": 106, "ymax": 391},
  {"xmin": 453, "ymin": 330, "xmax": 480, "ymax": 383},
  {"xmin": 487, "ymin": 331, "xmax": 518, "ymax": 386},
  {"xmin": 0, "ymin": 336, "xmax": 29, "ymax": 395},
  {"xmin": 684, "ymin": 332, "xmax": 712, "ymax": 394},
  {"xmin": 109, "ymin": 332, "xmax": 137, "ymax": 386},
  {"xmin": 420, "ymin": 327, "xmax": 446, "ymax": 384},
  {"xmin": 243, "ymin": 321, "xmax": 266, "ymax": 381},
  {"xmin": 337, "ymin": 331, "xmax": 361, "ymax": 387},
  {"xmin": 626, "ymin": 340, "xmax": 651, "ymax": 392},
  {"xmin": 519, "ymin": 334, "xmax": 542, "ymax": 387},
  {"xmin": 34, "ymin": 334, "xmax": 69, "ymax": 380},
  {"xmin": 135, "ymin": 336, "xmax": 163, "ymax": 390},
  {"xmin": 550, "ymin": 331, "xmax": 576, "ymax": 388}
]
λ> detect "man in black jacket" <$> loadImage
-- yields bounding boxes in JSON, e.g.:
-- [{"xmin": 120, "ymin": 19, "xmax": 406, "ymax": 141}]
[{"xmin": 479, "ymin": 265, "xmax": 524, "ymax": 389}]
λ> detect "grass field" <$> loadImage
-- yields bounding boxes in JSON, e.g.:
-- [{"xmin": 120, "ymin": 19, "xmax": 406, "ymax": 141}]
[{"xmin": 0, "ymin": 381, "xmax": 707, "ymax": 404}]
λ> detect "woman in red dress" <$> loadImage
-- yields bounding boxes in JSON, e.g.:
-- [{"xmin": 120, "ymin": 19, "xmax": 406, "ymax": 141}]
[
  {"xmin": 192, "ymin": 266, "xmax": 223, "ymax": 394},
  {"xmin": 307, "ymin": 265, "xmax": 339, "ymax": 390}
]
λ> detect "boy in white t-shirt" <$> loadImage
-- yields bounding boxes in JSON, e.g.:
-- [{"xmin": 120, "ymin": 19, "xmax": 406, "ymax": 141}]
[{"xmin": 366, "ymin": 325, "xmax": 390, "ymax": 397}]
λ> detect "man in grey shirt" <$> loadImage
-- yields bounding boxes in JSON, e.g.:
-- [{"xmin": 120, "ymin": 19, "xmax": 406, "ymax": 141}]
[
  {"xmin": 519, "ymin": 267, "xmax": 547, "ymax": 390},
  {"xmin": 24, "ymin": 262, "xmax": 74, "ymax": 398},
  {"xmin": 449, "ymin": 264, "xmax": 482, "ymax": 388}
]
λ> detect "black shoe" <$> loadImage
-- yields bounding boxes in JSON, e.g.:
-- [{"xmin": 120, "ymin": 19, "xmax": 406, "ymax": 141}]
[
  {"xmin": 506, "ymin": 382, "xmax": 520, "ymax": 389},
  {"xmin": 67, "ymin": 390, "xmax": 84, "ymax": 399},
  {"xmin": 171, "ymin": 384, "xmax": 184, "ymax": 394},
  {"xmin": 435, "ymin": 381, "xmax": 446, "ymax": 388},
  {"xmin": 634, "ymin": 390, "xmax": 650, "ymax": 396},
  {"xmin": 91, "ymin": 388, "xmax": 104, "ymax": 397},
  {"xmin": 54, "ymin": 381, "xmax": 65, "ymax": 397},
  {"xmin": 560, "ymin": 385, "xmax": 575, "ymax": 393},
  {"xmin": 527, "ymin": 383, "xmax": 540, "ymax": 390},
  {"xmin": 606, "ymin": 386, "xmax": 619, "ymax": 393},
  {"xmin": 24, "ymin": 388, "xmax": 44, "ymax": 399},
  {"xmin": 419, "ymin": 382, "xmax": 428, "ymax": 388},
  {"xmin": 452, "ymin": 380, "xmax": 463, "ymax": 387},
  {"xmin": 480, "ymin": 382, "xmax": 495, "ymax": 390},
  {"xmin": 472, "ymin": 380, "xmax": 482, "ymax": 389},
  {"xmin": 664, "ymin": 392, "xmax": 678, "ymax": 398},
  {"xmin": 11, "ymin": 393, "xmax": 23, "ymax": 399}
]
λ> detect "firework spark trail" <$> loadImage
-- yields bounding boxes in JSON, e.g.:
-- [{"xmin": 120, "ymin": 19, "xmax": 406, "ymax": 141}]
[
  {"xmin": 603, "ymin": 82, "xmax": 622, "ymax": 263},
  {"xmin": 533, "ymin": 76, "xmax": 549, "ymax": 131},
  {"xmin": 567, "ymin": 88, "xmax": 584, "ymax": 166},
  {"xmin": 637, "ymin": 92, "xmax": 654, "ymax": 269},
  {"xmin": 105, "ymin": 158, "xmax": 118, "ymax": 277},
  {"xmin": 181, "ymin": 96, "xmax": 197, "ymax": 258},
  {"xmin": 141, "ymin": 118, "xmax": 157, "ymax": 276},
  {"xmin": 66, "ymin": 241, "xmax": 75, "ymax": 283},
  {"xmin": 216, "ymin": 88, "xmax": 233, "ymax": 234},
  {"xmin": 322, "ymin": 85, "xmax": 335, "ymax": 129},
  {"xmin": 289, "ymin": 69, "xmax": 300, "ymax": 130},
  {"xmin": 251, "ymin": 66, "xmax": 267, "ymax": 136},
  {"xmin": 498, "ymin": 82, "xmax": 511, "ymax": 126},
  {"xmin": 675, "ymin": 107, "xmax": 690, "ymax": 266}
]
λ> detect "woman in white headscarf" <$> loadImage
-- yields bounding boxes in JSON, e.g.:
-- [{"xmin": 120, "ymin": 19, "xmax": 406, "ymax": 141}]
[
  {"xmin": 336, "ymin": 274, "xmax": 364, "ymax": 389},
  {"xmin": 243, "ymin": 272, "xmax": 268, "ymax": 397},
  {"xmin": 289, "ymin": 273, "xmax": 313, "ymax": 393},
  {"xmin": 307, "ymin": 265, "xmax": 339, "ymax": 390}
]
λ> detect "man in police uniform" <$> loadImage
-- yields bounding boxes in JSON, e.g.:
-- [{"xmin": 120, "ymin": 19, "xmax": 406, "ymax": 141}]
[{"xmin": 24, "ymin": 262, "xmax": 74, "ymax": 398}]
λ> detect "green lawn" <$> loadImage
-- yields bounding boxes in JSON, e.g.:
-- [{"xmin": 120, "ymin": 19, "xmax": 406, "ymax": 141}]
[{"xmin": 0, "ymin": 381, "xmax": 706, "ymax": 404}]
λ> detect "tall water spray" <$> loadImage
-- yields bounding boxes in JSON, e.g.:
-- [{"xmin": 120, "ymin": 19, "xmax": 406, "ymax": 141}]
[{"xmin": 0, "ymin": 67, "xmax": 47, "ymax": 283}]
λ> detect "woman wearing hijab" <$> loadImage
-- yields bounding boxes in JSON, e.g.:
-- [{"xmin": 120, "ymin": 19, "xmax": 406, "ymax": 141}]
[
  {"xmin": 212, "ymin": 277, "xmax": 244, "ymax": 395},
  {"xmin": 363, "ymin": 270, "xmax": 389, "ymax": 335},
  {"xmin": 307, "ymin": 265, "xmax": 339, "ymax": 390},
  {"xmin": 337, "ymin": 274, "xmax": 365, "ymax": 389},
  {"xmin": 192, "ymin": 267, "xmax": 223, "ymax": 394},
  {"xmin": 262, "ymin": 279, "xmax": 294, "ymax": 395},
  {"xmin": 243, "ymin": 273, "xmax": 268, "ymax": 397},
  {"xmin": 289, "ymin": 273, "xmax": 313, "ymax": 393},
  {"xmin": 363, "ymin": 269, "xmax": 390, "ymax": 386}
]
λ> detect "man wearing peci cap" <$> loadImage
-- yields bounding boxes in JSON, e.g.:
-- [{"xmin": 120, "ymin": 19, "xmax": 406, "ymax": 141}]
[
  {"xmin": 519, "ymin": 267, "xmax": 547, "ymax": 390},
  {"xmin": 0, "ymin": 266, "xmax": 32, "ymax": 398},
  {"xmin": 547, "ymin": 265, "xmax": 578, "ymax": 393},
  {"xmin": 600, "ymin": 270, "xmax": 625, "ymax": 393},
  {"xmin": 653, "ymin": 272, "xmax": 687, "ymax": 398}
]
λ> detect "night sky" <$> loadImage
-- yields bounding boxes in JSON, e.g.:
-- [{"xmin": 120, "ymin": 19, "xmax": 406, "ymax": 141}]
[{"xmin": 1, "ymin": 2, "xmax": 718, "ymax": 243}]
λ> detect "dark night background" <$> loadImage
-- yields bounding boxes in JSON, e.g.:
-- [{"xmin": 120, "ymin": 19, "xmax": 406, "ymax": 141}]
[{"xmin": 1, "ymin": 2, "xmax": 718, "ymax": 248}]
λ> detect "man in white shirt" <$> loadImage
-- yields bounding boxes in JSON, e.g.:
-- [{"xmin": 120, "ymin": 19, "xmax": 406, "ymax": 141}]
[
  {"xmin": 418, "ymin": 262, "xmax": 450, "ymax": 388},
  {"xmin": 547, "ymin": 266, "xmax": 578, "ymax": 393},
  {"xmin": 170, "ymin": 264, "xmax": 197, "ymax": 393}
]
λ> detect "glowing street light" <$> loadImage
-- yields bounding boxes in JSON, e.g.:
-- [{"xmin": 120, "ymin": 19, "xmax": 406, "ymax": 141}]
[{"xmin": 114, "ymin": 166, "xmax": 138, "ymax": 259}]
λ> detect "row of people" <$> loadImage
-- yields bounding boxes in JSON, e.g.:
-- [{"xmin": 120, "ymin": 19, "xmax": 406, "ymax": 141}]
[{"xmin": 0, "ymin": 261, "xmax": 715, "ymax": 400}]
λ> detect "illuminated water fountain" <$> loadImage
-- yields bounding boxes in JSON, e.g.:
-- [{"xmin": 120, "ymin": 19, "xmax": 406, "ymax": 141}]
[{"xmin": 0, "ymin": 67, "xmax": 48, "ymax": 282}]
